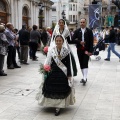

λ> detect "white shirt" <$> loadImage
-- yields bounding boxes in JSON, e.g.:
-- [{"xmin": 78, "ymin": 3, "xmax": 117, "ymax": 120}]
[{"xmin": 81, "ymin": 28, "xmax": 86, "ymax": 42}]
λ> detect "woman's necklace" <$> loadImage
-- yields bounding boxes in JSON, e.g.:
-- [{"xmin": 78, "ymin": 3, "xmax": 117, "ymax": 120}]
[{"xmin": 59, "ymin": 28, "xmax": 64, "ymax": 34}]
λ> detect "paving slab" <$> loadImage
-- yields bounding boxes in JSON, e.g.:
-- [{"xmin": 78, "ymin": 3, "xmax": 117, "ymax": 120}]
[{"xmin": 0, "ymin": 45, "xmax": 120, "ymax": 120}]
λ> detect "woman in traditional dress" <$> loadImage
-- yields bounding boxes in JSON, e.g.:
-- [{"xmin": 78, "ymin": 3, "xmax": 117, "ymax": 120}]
[
  {"xmin": 49, "ymin": 19, "xmax": 77, "ymax": 77},
  {"xmin": 36, "ymin": 35, "xmax": 75, "ymax": 116}
]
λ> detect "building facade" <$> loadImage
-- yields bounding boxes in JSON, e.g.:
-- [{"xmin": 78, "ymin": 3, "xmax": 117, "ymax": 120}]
[
  {"xmin": 51, "ymin": 0, "xmax": 85, "ymax": 30},
  {"xmin": 0, "ymin": 0, "xmax": 53, "ymax": 30},
  {"xmin": 84, "ymin": 0, "xmax": 117, "ymax": 27}
]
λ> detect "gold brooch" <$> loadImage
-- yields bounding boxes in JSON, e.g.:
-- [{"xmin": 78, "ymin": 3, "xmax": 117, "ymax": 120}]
[{"xmin": 58, "ymin": 55, "xmax": 62, "ymax": 59}]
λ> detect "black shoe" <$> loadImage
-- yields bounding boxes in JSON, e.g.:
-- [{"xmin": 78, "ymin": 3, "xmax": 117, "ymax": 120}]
[
  {"xmin": 7, "ymin": 66, "xmax": 14, "ymax": 69},
  {"xmin": 32, "ymin": 59, "xmax": 38, "ymax": 61},
  {"xmin": 20, "ymin": 61, "xmax": 24, "ymax": 63},
  {"xmin": 83, "ymin": 79, "xmax": 87, "ymax": 86},
  {"xmin": 14, "ymin": 65, "xmax": 21, "ymax": 68},
  {"xmin": 23, "ymin": 62, "xmax": 29, "ymax": 65},
  {"xmin": 104, "ymin": 58, "xmax": 110, "ymax": 61},
  {"xmin": 80, "ymin": 79, "xmax": 84, "ymax": 83},
  {"xmin": 35, "ymin": 56, "xmax": 38, "ymax": 58},
  {"xmin": 55, "ymin": 108, "xmax": 60, "ymax": 116},
  {"xmin": 0, "ymin": 72, "xmax": 7, "ymax": 76}
]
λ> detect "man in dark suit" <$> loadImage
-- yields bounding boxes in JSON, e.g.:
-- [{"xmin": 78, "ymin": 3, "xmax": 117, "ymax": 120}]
[{"xmin": 72, "ymin": 18, "xmax": 93, "ymax": 85}]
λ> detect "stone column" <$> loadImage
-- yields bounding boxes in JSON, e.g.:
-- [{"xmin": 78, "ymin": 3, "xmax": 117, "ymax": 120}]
[
  {"xmin": 44, "ymin": 3, "xmax": 47, "ymax": 27},
  {"xmin": 30, "ymin": 1, "xmax": 33, "ymax": 26},
  {"xmin": 47, "ymin": 9, "xmax": 49, "ymax": 27},
  {"xmin": 35, "ymin": 5, "xmax": 39, "ymax": 26},
  {"xmin": 10, "ymin": 0, "xmax": 14, "ymax": 25},
  {"xmin": 35, "ymin": 4, "xmax": 37, "ymax": 25},
  {"xmin": 33, "ymin": 2, "xmax": 35, "ymax": 24},
  {"xmin": 17, "ymin": 0, "xmax": 22, "ymax": 30},
  {"xmin": 49, "ymin": 8, "xmax": 52, "ymax": 27},
  {"xmin": 15, "ymin": 0, "xmax": 18, "ymax": 29},
  {"xmin": 46, "ymin": 8, "xmax": 48, "ymax": 27}
]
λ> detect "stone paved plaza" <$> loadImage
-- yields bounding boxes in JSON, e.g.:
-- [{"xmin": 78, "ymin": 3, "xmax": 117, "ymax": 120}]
[{"xmin": 0, "ymin": 45, "xmax": 120, "ymax": 120}]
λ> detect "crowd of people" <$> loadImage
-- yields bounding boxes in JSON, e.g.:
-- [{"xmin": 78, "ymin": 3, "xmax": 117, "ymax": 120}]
[
  {"xmin": 0, "ymin": 23, "xmax": 52, "ymax": 76},
  {"xmin": 1, "ymin": 18, "xmax": 120, "ymax": 116}
]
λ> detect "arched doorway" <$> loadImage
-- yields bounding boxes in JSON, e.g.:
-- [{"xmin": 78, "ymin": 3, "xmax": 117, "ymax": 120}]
[
  {"xmin": 0, "ymin": 0, "xmax": 7, "ymax": 25},
  {"xmin": 22, "ymin": 6, "xmax": 29, "ymax": 27}
]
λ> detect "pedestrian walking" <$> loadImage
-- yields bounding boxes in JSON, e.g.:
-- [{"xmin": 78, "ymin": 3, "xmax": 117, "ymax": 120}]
[
  {"xmin": 36, "ymin": 35, "xmax": 75, "ymax": 116},
  {"xmin": 72, "ymin": 18, "xmax": 93, "ymax": 85},
  {"xmin": 41, "ymin": 27, "xmax": 49, "ymax": 46},
  {"xmin": 104, "ymin": 26, "xmax": 120, "ymax": 61},
  {"xmin": 30, "ymin": 25, "xmax": 41, "ymax": 61}
]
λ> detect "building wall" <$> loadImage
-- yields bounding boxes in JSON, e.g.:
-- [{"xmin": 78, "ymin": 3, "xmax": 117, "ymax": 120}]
[
  {"xmin": 51, "ymin": 0, "xmax": 85, "ymax": 30},
  {"xmin": 0, "ymin": 0, "xmax": 53, "ymax": 30}
]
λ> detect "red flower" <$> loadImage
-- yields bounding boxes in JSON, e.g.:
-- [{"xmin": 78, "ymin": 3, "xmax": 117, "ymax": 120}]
[
  {"xmin": 43, "ymin": 64, "xmax": 51, "ymax": 72},
  {"xmin": 43, "ymin": 46, "xmax": 48, "ymax": 53}
]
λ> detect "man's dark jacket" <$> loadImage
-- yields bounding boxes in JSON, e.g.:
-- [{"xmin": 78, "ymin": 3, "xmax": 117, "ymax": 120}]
[
  {"xmin": 19, "ymin": 29, "xmax": 30, "ymax": 45},
  {"xmin": 107, "ymin": 29, "xmax": 116, "ymax": 43},
  {"xmin": 72, "ymin": 28, "xmax": 94, "ymax": 53}
]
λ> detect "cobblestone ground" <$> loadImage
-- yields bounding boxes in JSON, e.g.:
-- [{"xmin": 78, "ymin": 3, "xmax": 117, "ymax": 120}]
[{"xmin": 0, "ymin": 45, "xmax": 120, "ymax": 120}]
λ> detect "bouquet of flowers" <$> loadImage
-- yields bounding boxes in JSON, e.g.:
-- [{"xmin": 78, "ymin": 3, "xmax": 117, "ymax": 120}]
[
  {"xmin": 39, "ymin": 63, "xmax": 51, "ymax": 80},
  {"xmin": 41, "ymin": 46, "xmax": 48, "ymax": 55}
]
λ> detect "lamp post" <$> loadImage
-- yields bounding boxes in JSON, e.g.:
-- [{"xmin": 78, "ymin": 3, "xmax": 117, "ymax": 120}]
[{"xmin": 38, "ymin": 2, "xmax": 44, "ymax": 29}]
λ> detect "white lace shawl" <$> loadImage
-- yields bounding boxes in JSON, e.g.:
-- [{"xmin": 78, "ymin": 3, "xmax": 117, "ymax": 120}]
[{"xmin": 44, "ymin": 46, "xmax": 70, "ymax": 76}]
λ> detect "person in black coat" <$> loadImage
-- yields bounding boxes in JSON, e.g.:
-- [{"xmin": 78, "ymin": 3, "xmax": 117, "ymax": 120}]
[
  {"xmin": 72, "ymin": 18, "xmax": 93, "ymax": 85},
  {"xmin": 41, "ymin": 27, "xmax": 48, "ymax": 46},
  {"xmin": 19, "ymin": 25, "xmax": 30, "ymax": 64}
]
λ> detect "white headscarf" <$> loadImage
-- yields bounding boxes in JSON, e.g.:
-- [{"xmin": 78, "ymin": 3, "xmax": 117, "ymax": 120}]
[{"xmin": 49, "ymin": 19, "xmax": 71, "ymax": 51}]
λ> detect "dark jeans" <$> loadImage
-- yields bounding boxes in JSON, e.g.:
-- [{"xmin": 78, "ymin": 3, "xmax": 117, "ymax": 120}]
[
  {"xmin": 107, "ymin": 43, "xmax": 120, "ymax": 59},
  {"xmin": 30, "ymin": 42, "xmax": 38, "ymax": 60},
  {"xmin": 0, "ymin": 54, "xmax": 5, "ymax": 73},
  {"xmin": 77, "ymin": 50, "xmax": 89, "ymax": 69},
  {"xmin": 7, "ymin": 46, "xmax": 17, "ymax": 67}
]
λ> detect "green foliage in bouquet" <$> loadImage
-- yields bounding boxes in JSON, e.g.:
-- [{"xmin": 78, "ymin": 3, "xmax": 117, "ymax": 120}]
[{"xmin": 39, "ymin": 63, "xmax": 51, "ymax": 80}]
